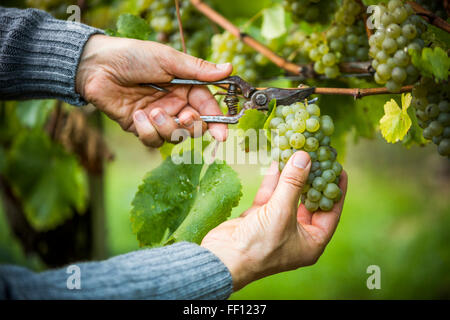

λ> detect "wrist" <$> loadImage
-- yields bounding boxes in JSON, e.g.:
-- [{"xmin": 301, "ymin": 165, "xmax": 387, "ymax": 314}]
[
  {"xmin": 201, "ymin": 242, "xmax": 254, "ymax": 291},
  {"xmin": 75, "ymin": 34, "xmax": 109, "ymax": 101}
]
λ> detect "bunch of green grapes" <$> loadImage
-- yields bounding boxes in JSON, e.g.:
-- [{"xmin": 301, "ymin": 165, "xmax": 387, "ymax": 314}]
[
  {"xmin": 284, "ymin": 0, "xmax": 368, "ymax": 78},
  {"xmin": 326, "ymin": 0, "xmax": 369, "ymax": 63},
  {"xmin": 412, "ymin": 78, "xmax": 450, "ymax": 157},
  {"xmin": 368, "ymin": 0, "xmax": 427, "ymax": 92},
  {"xmin": 210, "ymin": 31, "xmax": 269, "ymax": 83},
  {"xmin": 326, "ymin": 21, "xmax": 369, "ymax": 63},
  {"xmin": 282, "ymin": 0, "xmax": 337, "ymax": 24},
  {"xmin": 269, "ymin": 101, "xmax": 343, "ymax": 212}
]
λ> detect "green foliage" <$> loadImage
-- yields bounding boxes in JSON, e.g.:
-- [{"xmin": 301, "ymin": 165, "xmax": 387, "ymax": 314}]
[
  {"xmin": 116, "ymin": 13, "xmax": 151, "ymax": 40},
  {"xmin": 410, "ymin": 47, "xmax": 450, "ymax": 82},
  {"xmin": 16, "ymin": 100, "xmax": 56, "ymax": 129},
  {"xmin": 171, "ymin": 161, "xmax": 242, "ymax": 244},
  {"xmin": 130, "ymin": 156, "xmax": 242, "ymax": 246},
  {"xmin": 3, "ymin": 130, "xmax": 87, "ymax": 231},
  {"xmin": 261, "ymin": 4, "xmax": 286, "ymax": 40},
  {"xmin": 423, "ymin": 25, "xmax": 450, "ymax": 50},
  {"xmin": 238, "ymin": 109, "xmax": 267, "ymax": 131},
  {"xmin": 379, "ymin": 94, "xmax": 412, "ymax": 143}
]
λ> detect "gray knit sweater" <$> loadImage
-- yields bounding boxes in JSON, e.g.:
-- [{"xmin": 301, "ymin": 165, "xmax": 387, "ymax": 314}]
[{"xmin": 0, "ymin": 7, "xmax": 233, "ymax": 300}]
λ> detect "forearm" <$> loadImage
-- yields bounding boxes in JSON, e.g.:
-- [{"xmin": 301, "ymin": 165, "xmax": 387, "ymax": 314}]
[
  {"xmin": 0, "ymin": 6, "xmax": 103, "ymax": 105},
  {"xmin": 0, "ymin": 242, "xmax": 233, "ymax": 300}
]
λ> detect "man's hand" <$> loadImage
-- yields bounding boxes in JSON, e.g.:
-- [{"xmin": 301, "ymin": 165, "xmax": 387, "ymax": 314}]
[
  {"xmin": 76, "ymin": 35, "xmax": 232, "ymax": 147},
  {"xmin": 201, "ymin": 151, "xmax": 347, "ymax": 291}
]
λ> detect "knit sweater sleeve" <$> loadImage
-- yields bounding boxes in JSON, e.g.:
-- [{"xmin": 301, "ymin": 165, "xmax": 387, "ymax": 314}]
[
  {"xmin": 0, "ymin": 242, "xmax": 233, "ymax": 300},
  {"xmin": 0, "ymin": 6, "xmax": 104, "ymax": 106}
]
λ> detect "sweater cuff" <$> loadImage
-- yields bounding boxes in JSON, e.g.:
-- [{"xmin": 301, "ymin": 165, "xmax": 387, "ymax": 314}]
[
  {"xmin": 0, "ymin": 8, "xmax": 104, "ymax": 106},
  {"xmin": 0, "ymin": 242, "xmax": 233, "ymax": 300}
]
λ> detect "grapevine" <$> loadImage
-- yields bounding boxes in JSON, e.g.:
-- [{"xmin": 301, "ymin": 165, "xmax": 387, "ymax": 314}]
[{"xmin": 210, "ymin": 31, "xmax": 270, "ymax": 82}]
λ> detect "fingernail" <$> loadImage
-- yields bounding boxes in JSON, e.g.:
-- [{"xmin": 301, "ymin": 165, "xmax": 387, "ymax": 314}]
[
  {"xmin": 135, "ymin": 110, "xmax": 147, "ymax": 122},
  {"xmin": 151, "ymin": 110, "xmax": 166, "ymax": 126},
  {"xmin": 216, "ymin": 63, "xmax": 231, "ymax": 70},
  {"xmin": 293, "ymin": 151, "xmax": 310, "ymax": 169}
]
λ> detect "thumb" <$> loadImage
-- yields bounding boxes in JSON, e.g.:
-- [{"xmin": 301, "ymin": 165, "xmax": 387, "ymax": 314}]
[
  {"xmin": 166, "ymin": 49, "xmax": 233, "ymax": 81},
  {"xmin": 270, "ymin": 151, "xmax": 311, "ymax": 210}
]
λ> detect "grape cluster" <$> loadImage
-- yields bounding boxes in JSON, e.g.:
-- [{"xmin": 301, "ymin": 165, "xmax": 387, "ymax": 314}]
[
  {"xmin": 326, "ymin": 0, "xmax": 369, "ymax": 63},
  {"xmin": 412, "ymin": 78, "xmax": 450, "ymax": 157},
  {"xmin": 368, "ymin": 0, "xmax": 426, "ymax": 92},
  {"xmin": 270, "ymin": 101, "xmax": 343, "ymax": 212},
  {"xmin": 282, "ymin": 0, "xmax": 337, "ymax": 24},
  {"xmin": 284, "ymin": 0, "xmax": 368, "ymax": 79},
  {"xmin": 210, "ymin": 31, "xmax": 269, "ymax": 83}
]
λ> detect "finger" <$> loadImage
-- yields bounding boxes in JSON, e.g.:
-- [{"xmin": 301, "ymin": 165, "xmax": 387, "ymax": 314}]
[
  {"xmin": 133, "ymin": 110, "xmax": 164, "ymax": 148},
  {"xmin": 148, "ymin": 108, "xmax": 185, "ymax": 143},
  {"xmin": 177, "ymin": 106, "xmax": 207, "ymax": 137},
  {"xmin": 297, "ymin": 203, "xmax": 313, "ymax": 226},
  {"xmin": 147, "ymin": 86, "xmax": 190, "ymax": 116},
  {"xmin": 162, "ymin": 48, "xmax": 233, "ymax": 81},
  {"xmin": 252, "ymin": 162, "xmax": 281, "ymax": 208},
  {"xmin": 310, "ymin": 170, "xmax": 348, "ymax": 242},
  {"xmin": 189, "ymin": 86, "xmax": 227, "ymax": 141},
  {"xmin": 269, "ymin": 151, "xmax": 311, "ymax": 217}
]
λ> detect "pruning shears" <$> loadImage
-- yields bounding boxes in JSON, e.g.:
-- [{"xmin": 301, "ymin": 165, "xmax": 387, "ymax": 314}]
[{"xmin": 141, "ymin": 75, "xmax": 315, "ymax": 124}]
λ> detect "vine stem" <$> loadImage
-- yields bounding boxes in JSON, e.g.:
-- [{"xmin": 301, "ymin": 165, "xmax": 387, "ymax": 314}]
[
  {"xmin": 175, "ymin": 0, "xmax": 187, "ymax": 53},
  {"xmin": 313, "ymin": 85, "xmax": 413, "ymax": 99},
  {"xmin": 189, "ymin": 0, "xmax": 370, "ymax": 76},
  {"xmin": 406, "ymin": 1, "xmax": 450, "ymax": 33}
]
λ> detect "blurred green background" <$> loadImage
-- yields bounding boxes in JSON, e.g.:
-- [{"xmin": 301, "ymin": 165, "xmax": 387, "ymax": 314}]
[{"xmin": 1, "ymin": 115, "xmax": 449, "ymax": 299}]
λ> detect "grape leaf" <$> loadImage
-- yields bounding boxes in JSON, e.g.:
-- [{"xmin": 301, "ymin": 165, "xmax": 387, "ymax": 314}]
[
  {"xmin": 4, "ymin": 130, "xmax": 87, "ymax": 231},
  {"xmin": 238, "ymin": 109, "xmax": 267, "ymax": 131},
  {"xmin": 171, "ymin": 161, "xmax": 242, "ymax": 244},
  {"xmin": 16, "ymin": 100, "xmax": 55, "ymax": 129},
  {"xmin": 116, "ymin": 14, "xmax": 151, "ymax": 40},
  {"xmin": 379, "ymin": 93, "xmax": 412, "ymax": 144},
  {"xmin": 261, "ymin": 4, "xmax": 286, "ymax": 40},
  {"xmin": 410, "ymin": 47, "xmax": 449, "ymax": 82},
  {"xmin": 130, "ymin": 156, "xmax": 242, "ymax": 246},
  {"xmin": 130, "ymin": 155, "xmax": 203, "ymax": 247}
]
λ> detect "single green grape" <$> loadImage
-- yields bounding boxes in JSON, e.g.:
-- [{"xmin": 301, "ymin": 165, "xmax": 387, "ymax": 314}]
[
  {"xmin": 319, "ymin": 196, "xmax": 334, "ymax": 211},
  {"xmin": 323, "ymin": 183, "xmax": 340, "ymax": 199},
  {"xmin": 304, "ymin": 137, "xmax": 319, "ymax": 152},
  {"xmin": 306, "ymin": 118, "xmax": 320, "ymax": 132},
  {"xmin": 290, "ymin": 132, "xmax": 306, "ymax": 149},
  {"xmin": 322, "ymin": 169, "xmax": 336, "ymax": 183},
  {"xmin": 307, "ymin": 188, "xmax": 322, "ymax": 202}
]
